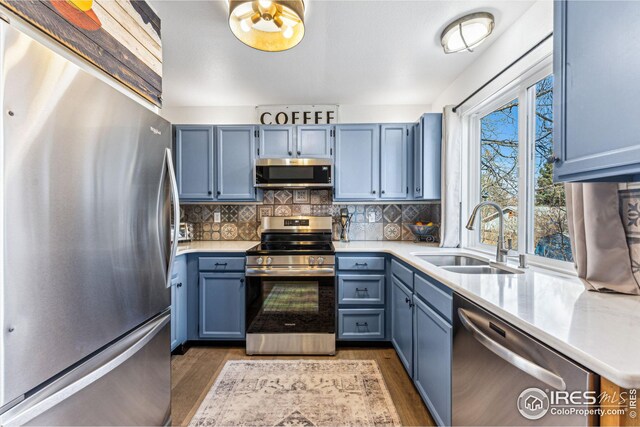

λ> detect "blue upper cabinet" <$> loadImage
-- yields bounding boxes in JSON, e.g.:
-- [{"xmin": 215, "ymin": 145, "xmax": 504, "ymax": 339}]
[
  {"xmin": 258, "ymin": 126, "xmax": 294, "ymax": 158},
  {"xmin": 296, "ymin": 125, "xmax": 333, "ymax": 158},
  {"xmin": 554, "ymin": 1, "xmax": 640, "ymax": 182},
  {"xmin": 414, "ymin": 114, "xmax": 442, "ymax": 199},
  {"xmin": 216, "ymin": 126, "xmax": 256, "ymax": 200},
  {"xmin": 174, "ymin": 126, "xmax": 215, "ymax": 201},
  {"xmin": 334, "ymin": 125, "xmax": 380, "ymax": 200},
  {"xmin": 380, "ymin": 124, "xmax": 409, "ymax": 200}
]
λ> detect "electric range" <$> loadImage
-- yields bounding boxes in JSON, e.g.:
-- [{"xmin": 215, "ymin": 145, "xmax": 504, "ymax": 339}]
[{"xmin": 245, "ymin": 216, "xmax": 336, "ymax": 355}]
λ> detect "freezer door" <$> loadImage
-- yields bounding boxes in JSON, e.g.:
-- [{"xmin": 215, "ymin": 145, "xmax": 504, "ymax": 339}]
[
  {"xmin": 0, "ymin": 312, "xmax": 171, "ymax": 426},
  {"xmin": 0, "ymin": 22, "xmax": 173, "ymax": 407}
]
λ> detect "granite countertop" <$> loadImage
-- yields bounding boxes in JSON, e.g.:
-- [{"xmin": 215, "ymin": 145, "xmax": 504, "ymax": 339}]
[{"xmin": 176, "ymin": 240, "xmax": 640, "ymax": 388}]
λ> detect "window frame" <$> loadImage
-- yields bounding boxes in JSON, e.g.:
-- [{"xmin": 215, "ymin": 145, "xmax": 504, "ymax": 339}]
[{"xmin": 462, "ymin": 56, "xmax": 575, "ymax": 273}]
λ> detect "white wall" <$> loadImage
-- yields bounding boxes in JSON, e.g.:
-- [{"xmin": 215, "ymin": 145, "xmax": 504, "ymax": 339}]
[
  {"xmin": 161, "ymin": 104, "xmax": 431, "ymax": 125},
  {"xmin": 432, "ymin": 0, "xmax": 553, "ymax": 113}
]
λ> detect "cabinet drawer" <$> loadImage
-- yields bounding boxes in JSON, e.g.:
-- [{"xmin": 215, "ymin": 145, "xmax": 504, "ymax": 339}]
[
  {"xmin": 338, "ymin": 275, "xmax": 385, "ymax": 305},
  {"xmin": 338, "ymin": 309, "xmax": 385, "ymax": 340},
  {"xmin": 414, "ymin": 274, "xmax": 452, "ymax": 322},
  {"xmin": 391, "ymin": 259, "xmax": 414, "ymax": 288},
  {"xmin": 338, "ymin": 256, "xmax": 385, "ymax": 271},
  {"xmin": 199, "ymin": 257, "xmax": 245, "ymax": 272}
]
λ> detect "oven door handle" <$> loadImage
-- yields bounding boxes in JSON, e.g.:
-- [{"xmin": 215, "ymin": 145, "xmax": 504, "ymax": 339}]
[
  {"xmin": 458, "ymin": 308, "xmax": 567, "ymax": 391},
  {"xmin": 245, "ymin": 268, "xmax": 335, "ymax": 277}
]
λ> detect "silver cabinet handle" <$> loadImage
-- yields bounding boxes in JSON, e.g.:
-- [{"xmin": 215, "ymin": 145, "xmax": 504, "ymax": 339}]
[
  {"xmin": 458, "ymin": 308, "xmax": 567, "ymax": 390},
  {"xmin": 165, "ymin": 148, "xmax": 180, "ymax": 288}
]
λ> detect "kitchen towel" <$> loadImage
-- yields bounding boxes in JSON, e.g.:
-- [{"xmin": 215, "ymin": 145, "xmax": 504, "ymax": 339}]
[
  {"xmin": 565, "ymin": 182, "xmax": 640, "ymax": 295},
  {"xmin": 440, "ymin": 105, "xmax": 462, "ymax": 248}
]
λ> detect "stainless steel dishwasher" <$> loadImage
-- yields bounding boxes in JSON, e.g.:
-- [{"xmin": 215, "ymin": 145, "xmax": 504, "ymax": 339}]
[{"xmin": 452, "ymin": 294, "xmax": 599, "ymax": 426}]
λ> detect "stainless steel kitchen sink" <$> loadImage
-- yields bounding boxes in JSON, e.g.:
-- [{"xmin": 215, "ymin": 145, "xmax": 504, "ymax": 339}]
[
  {"xmin": 441, "ymin": 265, "xmax": 523, "ymax": 275},
  {"xmin": 415, "ymin": 255, "xmax": 489, "ymax": 267}
]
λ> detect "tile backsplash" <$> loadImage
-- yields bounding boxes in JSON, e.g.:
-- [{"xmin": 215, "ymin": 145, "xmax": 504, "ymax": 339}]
[{"xmin": 180, "ymin": 189, "xmax": 440, "ymax": 242}]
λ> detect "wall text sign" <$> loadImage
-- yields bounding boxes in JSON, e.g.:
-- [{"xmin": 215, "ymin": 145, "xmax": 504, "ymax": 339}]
[{"xmin": 257, "ymin": 105, "xmax": 339, "ymax": 125}]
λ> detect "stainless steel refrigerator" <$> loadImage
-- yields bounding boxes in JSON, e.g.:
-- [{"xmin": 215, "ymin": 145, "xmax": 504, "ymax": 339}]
[{"xmin": 0, "ymin": 19, "xmax": 179, "ymax": 426}]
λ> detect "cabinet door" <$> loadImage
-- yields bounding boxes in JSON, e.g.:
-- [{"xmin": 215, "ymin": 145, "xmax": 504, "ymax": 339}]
[
  {"xmin": 296, "ymin": 125, "xmax": 333, "ymax": 158},
  {"xmin": 413, "ymin": 122, "xmax": 423, "ymax": 198},
  {"xmin": 174, "ymin": 256, "xmax": 188, "ymax": 346},
  {"xmin": 216, "ymin": 126, "xmax": 255, "ymax": 200},
  {"xmin": 259, "ymin": 126, "xmax": 294, "ymax": 158},
  {"xmin": 413, "ymin": 296, "xmax": 452, "ymax": 427},
  {"xmin": 170, "ymin": 279, "xmax": 178, "ymax": 350},
  {"xmin": 199, "ymin": 273, "xmax": 245, "ymax": 339},
  {"xmin": 416, "ymin": 114, "xmax": 442, "ymax": 200},
  {"xmin": 554, "ymin": 1, "xmax": 640, "ymax": 181},
  {"xmin": 391, "ymin": 277, "xmax": 413, "ymax": 376},
  {"xmin": 380, "ymin": 124, "xmax": 409, "ymax": 199},
  {"xmin": 175, "ymin": 126, "xmax": 214, "ymax": 200},
  {"xmin": 334, "ymin": 125, "xmax": 380, "ymax": 200}
]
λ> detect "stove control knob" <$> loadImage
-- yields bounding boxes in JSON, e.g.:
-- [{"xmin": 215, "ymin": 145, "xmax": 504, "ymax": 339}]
[
  {"xmin": 309, "ymin": 256, "xmax": 316, "ymax": 265},
  {"xmin": 256, "ymin": 257, "xmax": 264, "ymax": 265},
  {"xmin": 266, "ymin": 257, "xmax": 273, "ymax": 265},
  {"xmin": 317, "ymin": 257, "xmax": 325, "ymax": 266}
]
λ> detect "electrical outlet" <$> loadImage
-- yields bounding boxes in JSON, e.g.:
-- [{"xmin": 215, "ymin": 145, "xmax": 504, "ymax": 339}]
[
  {"xmin": 368, "ymin": 212, "xmax": 376, "ymax": 223},
  {"xmin": 214, "ymin": 212, "xmax": 221, "ymax": 223}
]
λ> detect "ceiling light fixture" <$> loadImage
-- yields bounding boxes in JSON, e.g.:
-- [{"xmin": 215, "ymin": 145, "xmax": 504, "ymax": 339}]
[
  {"xmin": 228, "ymin": 0, "xmax": 305, "ymax": 52},
  {"xmin": 440, "ymin": 12, "xmax": 494, "ymax": 54}
]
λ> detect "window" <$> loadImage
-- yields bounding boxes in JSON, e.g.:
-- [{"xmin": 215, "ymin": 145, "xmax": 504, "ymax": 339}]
[
  {"xmin": 468, "ymin": 63, "xmax": 573, "ymax": 265},
  {"xmin": 480, "ymin": 98, "xmax": 519, "ymax": 250}
]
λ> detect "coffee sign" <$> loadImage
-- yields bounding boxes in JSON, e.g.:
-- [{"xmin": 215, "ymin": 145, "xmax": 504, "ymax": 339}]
[{"xmin": 257, "ymin": 105, "xmax": 339, "ymax": 125}]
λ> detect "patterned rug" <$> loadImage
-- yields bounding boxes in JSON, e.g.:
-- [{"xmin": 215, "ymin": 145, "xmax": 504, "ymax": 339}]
[{"xmin": 189, "ymin": 360, "xmax": 402, "ymax": 426}]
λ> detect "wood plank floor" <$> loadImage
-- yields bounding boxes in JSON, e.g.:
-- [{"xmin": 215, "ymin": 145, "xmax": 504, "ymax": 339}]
[{"xmin": 171, "ymin": 345, "xmax": 435, "ymax": 426}]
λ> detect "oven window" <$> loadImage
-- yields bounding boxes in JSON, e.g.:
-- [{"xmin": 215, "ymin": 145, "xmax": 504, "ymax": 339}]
[{"xmin": 262, "ymin": 282, "xmax": 319, "ymax": 313}]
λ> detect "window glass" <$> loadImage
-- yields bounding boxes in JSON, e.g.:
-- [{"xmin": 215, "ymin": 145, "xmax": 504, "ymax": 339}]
[
  {"xmin": 532, "ymin": 75, "xmax": 573, "ymax": 262},
  {"xmin": 480, "ymin": 98, "xmax": 519, "ymax": 249}
]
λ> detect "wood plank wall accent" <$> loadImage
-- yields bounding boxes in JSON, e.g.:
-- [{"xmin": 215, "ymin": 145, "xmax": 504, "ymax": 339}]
[
  {"xmin": 601, "ymin": 378, "xmax": 640, "ymax": 426},
  {"xmin": 0, "ymin": 0, "xmax": 162, "ymax": 106}
]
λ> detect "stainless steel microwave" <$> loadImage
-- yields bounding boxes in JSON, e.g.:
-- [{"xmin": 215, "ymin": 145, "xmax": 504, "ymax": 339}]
[{"xmin": 254, "ymin": 158, "xmax": 332, "ymax": 189}]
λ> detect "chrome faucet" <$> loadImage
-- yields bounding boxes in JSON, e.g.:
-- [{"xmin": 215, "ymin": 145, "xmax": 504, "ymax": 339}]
[{"xmin": 466, "ymin": 201, "xmax": 509, "ymax": 264}]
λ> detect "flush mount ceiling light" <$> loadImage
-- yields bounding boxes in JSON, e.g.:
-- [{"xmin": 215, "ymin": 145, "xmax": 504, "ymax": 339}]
[
  {"xmin": 441, "ymin": 12, "xmax": 495, "ymax": 54},
  {"xmin": 228, "ymin": 0, "xmax": 305, "ymax": 52}
]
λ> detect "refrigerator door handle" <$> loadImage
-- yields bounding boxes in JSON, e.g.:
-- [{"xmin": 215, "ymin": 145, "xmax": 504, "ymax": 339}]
[
  {"xmin": 165, "ymin": 148, "xmax": 180, "ymax": 288},
  {"xmin": 1, "ymin": 313, "xmax": 170, "ymax": 426},
  {"xmin": 458, "ymin": 308, "xmax": 567, "ymax": 391}
]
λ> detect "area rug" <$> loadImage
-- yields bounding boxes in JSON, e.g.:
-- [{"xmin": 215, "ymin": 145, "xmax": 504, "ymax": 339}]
[{"xmin": 188, "ymin": 360, "xmax": 402, "ymax": 426}]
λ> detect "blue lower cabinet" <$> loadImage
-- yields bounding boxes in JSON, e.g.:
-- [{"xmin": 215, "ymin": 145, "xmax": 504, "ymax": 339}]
[
  {"xmin": 391, "ymin": 276, "xmax": 413, "ymax": 376},
  {"xmin": 338, "ymin": 309, "xmax": 385, "ymax": 340},
  {"xmin": 171, "ymin": 255, "xmax": 187, "ymax": 350},
  {"xmin": 413, "ymin": 296, "xmax": 452, "ymax": 427},
  {"xmin": 338, "ymin": 274, "xmax": 385, "ymax": 305},
  {"xmin": 199, "ymin": 272, "xmax": 245, "ymax": 339}
]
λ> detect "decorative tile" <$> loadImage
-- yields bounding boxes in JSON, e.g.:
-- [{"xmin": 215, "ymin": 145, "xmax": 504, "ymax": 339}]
[
  {"xmin": 221, "ymin": 223, "xmax": 238, "ymax": 240},
  {"xmin": 221, "ymin": 205, "xmax": 238, "ymax": 222},
  {"xmin": 274, "ymin": 205, "xmax": 292, "ymax": 217},
  {"xmin": 263, "ymin": 190, "xmax": 275, "ymax": 205},
  {"xmin": 292, "ymin": 204, "xmax": 312, "ymax": 215},
  {"xmin": 274, "ymin": 190, "xmax": 293, "ymax": 205},
  {"xmin": 293, "ymin": 189, "xmax": 310, "ymax": 204},
  {"xmin": 383, "ymin": 205, "xmax": 402, "ymax": 223},
  {"xmin": 202, "ymin": 231, "xmax": 212, "ymax": 240},
  {"xmin": 202, "ymin": 223, "xmax": 212, "ymax": 232},
  {"xmin": 238, "ymin": 222, "xmax": 258, "ymax": 240},
  {"xmin": 401, "ymin": 224, "xmax": 415, "ymax": 241},
  {"xmin": 365, "ymin": 205, "xmax": 383, "ymax": 222},
  {"xmin": 310, "ymin": 189, "xmax": 330, "ymax": 204},
  {"xmin": 238, "ymin": 205, "xmax": 256, "ymax": 222},
  {"xmin": 355, "ymin": 205, "xmax": 365, "ymax": 214},
  {"xmin": 212, "ymin": 231, "xmax": 221, "ymax": 241},
  {"xmin": 364, "ymin": 223, "xmax": 383, "ymax": 241},
  {"xmin": 401, "ymin": 205, "xmax": 420, "ymax": 222},
  {"xmin": 348, "ymin": 223, "xmax": 365, "ymax": 241},
  {"xmin": 201, "ymin": 206, "xmax": 214, "ymax": 222},
  {"xmin": 311, "ymin": 205, "xmax": 332, "ymax": 216},
  {"xmin": 258, "ymin": 206, "xmax": 273, "ymax": 221},
  {"xmin": 354, "ymin": 213, "xmax": 366, "ymax": 223},
  {"xmin": 620, "ymin": 189, "xmax": 640, "ymax": 237},
  {"xmin": 384, "ymin": 223, "xmax": 401, "ymax": 240},
  {"xmin": 212, "ymin": 223, "xmax": 221, "ymax": 232}
]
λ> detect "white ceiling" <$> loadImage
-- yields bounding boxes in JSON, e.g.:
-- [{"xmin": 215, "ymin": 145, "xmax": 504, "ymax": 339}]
[{"xmin": 152, "ymin": 0, "xmax": 535, "ymax": 108}]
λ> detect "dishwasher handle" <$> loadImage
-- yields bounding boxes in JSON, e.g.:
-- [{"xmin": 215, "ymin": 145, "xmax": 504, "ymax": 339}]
[{"xmin": 458, "ymin": 308, "xmax": 567, "ymax": 391}]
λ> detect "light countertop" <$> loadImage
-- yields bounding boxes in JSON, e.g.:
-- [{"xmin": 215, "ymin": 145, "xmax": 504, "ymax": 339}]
[{"xmin": 176, "ymin": 240, "xmax": 640, "ymax": 388}]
